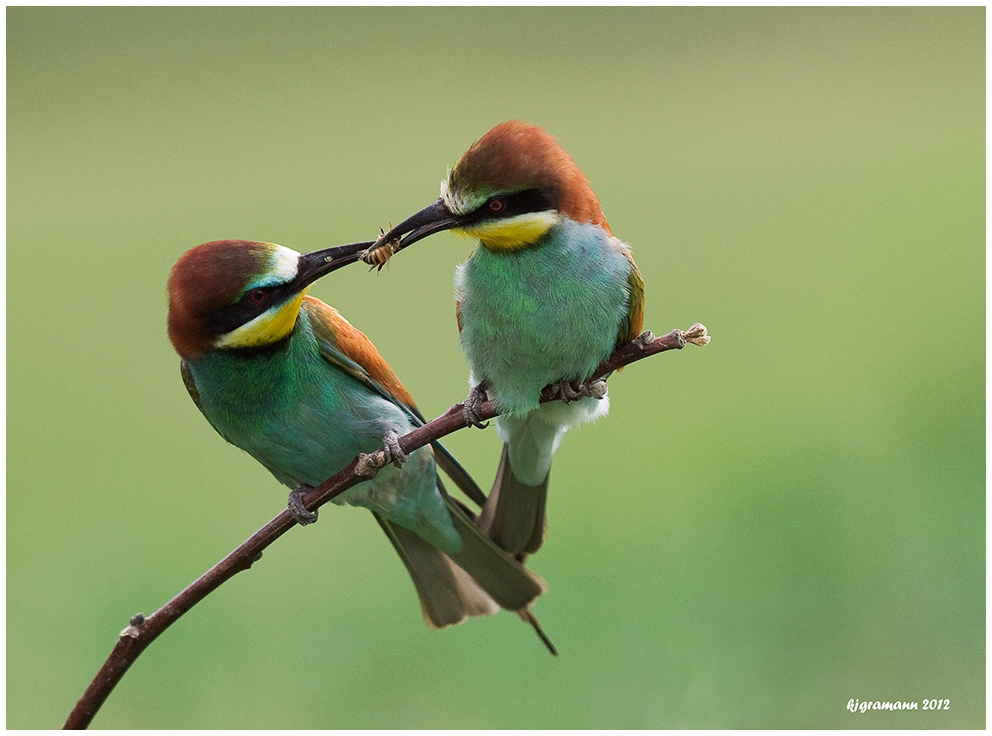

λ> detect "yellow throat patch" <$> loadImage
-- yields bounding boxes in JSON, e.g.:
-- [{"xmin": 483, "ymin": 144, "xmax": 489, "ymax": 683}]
[
  {"xmin": 455, "ymin": 211, "xmax": 560, "ymax": 252},
  {"xmin": 214, "ymin": 291, "xmax": 306, "ymax": 350}
]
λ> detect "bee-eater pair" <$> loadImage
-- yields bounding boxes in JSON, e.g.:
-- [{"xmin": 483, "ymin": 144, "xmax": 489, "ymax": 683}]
[{"xmin": 167, "ymin": 120, "xmax": 643, "ymax": 649}]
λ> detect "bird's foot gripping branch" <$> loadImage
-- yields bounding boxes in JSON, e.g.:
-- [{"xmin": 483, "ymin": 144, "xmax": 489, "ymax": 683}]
[{"xmin": 355, "ymin": 430, "xmax": 409, "ymax": 478}]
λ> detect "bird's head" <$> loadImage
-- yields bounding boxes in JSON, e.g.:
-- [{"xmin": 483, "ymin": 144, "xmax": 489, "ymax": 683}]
[
  {"xmin": 167, "ymin": 239, "xmax": 369, "ymax": 360},
  {"xmin": 364, "ymin": 121, "xmax": 609, "ymax": 266}
]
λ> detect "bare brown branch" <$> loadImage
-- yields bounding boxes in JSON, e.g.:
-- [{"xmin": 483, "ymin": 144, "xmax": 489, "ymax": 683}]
[{"xmin": 62, "ymin": 324, "xmax": 708, "ymax": 729}]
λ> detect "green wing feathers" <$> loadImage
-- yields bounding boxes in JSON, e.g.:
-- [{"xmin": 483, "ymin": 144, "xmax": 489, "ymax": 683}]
[
  {"xmin": 374, "ymin": 513, "xmax": 499, "ymax": 628},
  {"xmin": 375, "ymin": 495, "xmax": 547, "ymax": 629},
  {"xmin": 443, "ymin": 493, "xmax": 548, "ymax": 610}
]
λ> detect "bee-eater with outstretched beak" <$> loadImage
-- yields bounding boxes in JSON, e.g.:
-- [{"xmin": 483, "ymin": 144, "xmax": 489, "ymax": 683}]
[
  {"xmin": 167, "ymin": 239, "xmax": 551, "ymax": 645},
  {"xmin": 365, "ymin": 120, "xmax": 645, "ymax": 562}
]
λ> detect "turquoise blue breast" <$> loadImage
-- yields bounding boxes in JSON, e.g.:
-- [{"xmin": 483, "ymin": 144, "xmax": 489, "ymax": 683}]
[{"xmin": 455, "ymin": 219, "xmax": 632, "ymax": 415}]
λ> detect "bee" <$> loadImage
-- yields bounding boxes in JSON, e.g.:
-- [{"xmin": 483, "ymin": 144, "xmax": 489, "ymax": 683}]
[{"xmin": 362, "ymin": 225, "xmax": 401, "ymax": 272}]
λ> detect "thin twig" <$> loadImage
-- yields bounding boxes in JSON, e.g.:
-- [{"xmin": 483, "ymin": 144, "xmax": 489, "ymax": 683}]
[{"xmin": 62, "ymin": 324, "xmax": 708, "ymax": 729}]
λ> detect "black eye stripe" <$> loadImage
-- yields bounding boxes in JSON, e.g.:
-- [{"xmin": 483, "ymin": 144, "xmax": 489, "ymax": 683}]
[
  {"xmin": 465, "ymin": 187, "xmax": 557, "ymax": 226},
  {"xmin": 201, "ymin": 283, "xmax": 295, "ymax": 337}
]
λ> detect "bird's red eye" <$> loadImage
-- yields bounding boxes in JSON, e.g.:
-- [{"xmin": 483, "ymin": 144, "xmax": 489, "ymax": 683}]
[
  {"xmin": 248, "ymin": 289, "xmax": 268, "ymax": 305},
  {"xmin": 488, "ymin": 196, "xmax": 506, "ymax": 213}
]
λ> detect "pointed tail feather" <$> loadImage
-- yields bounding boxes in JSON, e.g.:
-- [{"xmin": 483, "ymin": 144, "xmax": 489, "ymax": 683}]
[
  {"xmin": 375, "ymin": 500, "xmax": 550, "ymax": 646},
  {"xmin": 519, "ymin": 608, "xmax": 558, "ymax": 656},
  {"xmin": 443, "ymin": 498, "xmax": 556, "ymax": 654},
  {"xmin": 442, "ymin": 494, "xmax": 548, "ymax": 611},
  {"xmin": 476, "ymin": 445, "xmax": 549, "ymax": 561}
]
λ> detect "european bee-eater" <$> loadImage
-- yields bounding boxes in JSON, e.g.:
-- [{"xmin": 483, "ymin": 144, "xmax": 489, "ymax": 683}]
[
  {"xmin": 166, "ymin": 239, "xmax": 550, "ymax": 642},
  {"xmin": 365, "ymin": 120, "xmax": 645, "ymax": 561}
]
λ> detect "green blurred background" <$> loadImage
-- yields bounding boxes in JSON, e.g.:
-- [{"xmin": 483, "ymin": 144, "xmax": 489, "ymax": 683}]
[{"xmin": 7, "ymin": 7, "xmax": 984, "ymax": 729}]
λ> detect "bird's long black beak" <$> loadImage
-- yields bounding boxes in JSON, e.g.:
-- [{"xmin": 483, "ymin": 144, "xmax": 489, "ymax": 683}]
[
  {"xmin": 362, "ymin": 198, "xmax": 463, "ymax": 267},
  {"xmin": 296, "ymin": 240, "xmax": 374, "ymax": 290}
]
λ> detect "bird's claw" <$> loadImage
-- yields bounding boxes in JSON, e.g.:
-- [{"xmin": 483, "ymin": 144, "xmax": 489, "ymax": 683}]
[
  {"xmin": 356, "ymin": 430, "xmax": 408, "ymax": 478},
  {"xmin": 549, "ymin": 378, "xmax": 608, "ymax": 403},
  {"xmin": 463, "ymin": 382, "xmax": 491, "ymax": 429},
  {"xmin": 582, "ymin": 378, "xmax": 609, "ymax": 400},
  {"xmin": 288, "ymin": 485, "xmax": 318, "ymax": 525},
  {"xmin": 382, "ymin": 429, "xmax": 408, "ymax": 467}
]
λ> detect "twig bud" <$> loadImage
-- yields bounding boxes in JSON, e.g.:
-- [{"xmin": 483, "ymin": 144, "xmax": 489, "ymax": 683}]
[{"xmin": 684, "ymin": 323, "xmax": 711, "ymax": 346}]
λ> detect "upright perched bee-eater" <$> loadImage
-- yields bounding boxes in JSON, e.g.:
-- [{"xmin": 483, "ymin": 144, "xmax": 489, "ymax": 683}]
[
  {"xmin": 167, "ymin": 239, "xmax": 550, "ymax": 641},
  {"xmin": 366, "ymin": 121, "xmax": 645, "ymax": 561}
]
